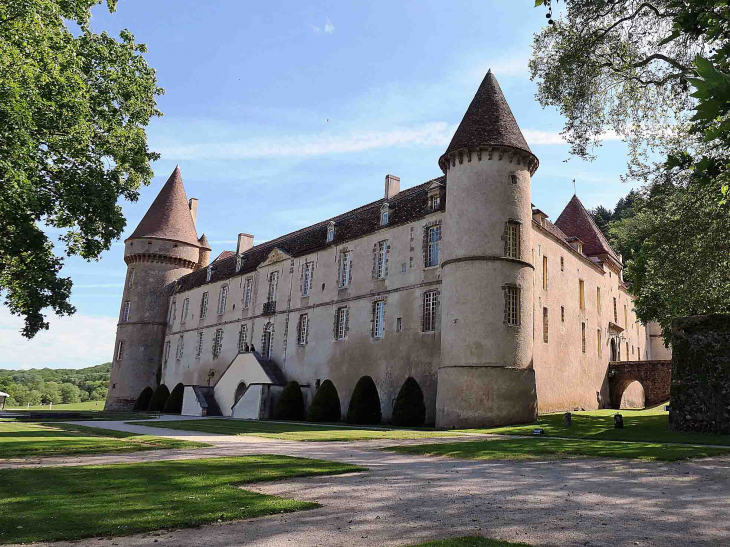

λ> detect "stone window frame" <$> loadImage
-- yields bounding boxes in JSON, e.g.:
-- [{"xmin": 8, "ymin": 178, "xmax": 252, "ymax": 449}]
[
  {"xmin": 267, "ymin": 270, "xmax": 279, "ymax": 303},
  {"xmin": 261, "ymin": 322, "xmax": 275, "ymax": 360},
  {"xmin": 169, "ymin": 300, "xmax": 177, "ymax": 325},
  {"xmin": 421, "ymin": 290, "xmax": 440, "ymax": 333},
  {"xmin": 176, "ymin": 335, "xmax": 184, "ymax": 360},
  {"xmin": 212, "ymin": 328, "xmax": 224, "ymax": 358},
  {"xmin": 297, "ymin": 313, "xmax": 309, "ymax": 346},
  {"xmin": 181, "ymin": 297, "xmax": 189, "ymax": 323},
  {"xmin": 122, "ymin": 301, "xmax": 131, "ymax": 323},
  {"xmin": 116, "ymin": 340, "xmax": 125, "ymax": 360},
  {"xmin": 371, "ymin": 298, "xmax": 387, "ymax": 339},
  {"xmin": 380, "ymin": 203, "xmax": 390, "ymax": 226},
  {"xmin": 502, "ymin": 284, "xmax": 521, "ymax": 326},
  {"xmin": 217, "ymin": 284, "xmax": 229, "ymax": 316},
  {"xmin": 196, "ymin": 331, "xmax": 204, "ymax": 358},
  {"xmin": 338, "ymin": 249, "xmax": 352, "ymax": 288},
  {"xmin": 423, "ymin": 220, "xmax": 442, "ymax": 268},
  {"xmin": 326, "ymin": 221, "xmax": 335, "ymax": 243},
  {"xmin": 502, "ymin": 219, "xmax": 522, "ymax": 260},
  {"xmin": 242, "ymin": 277, "xmax": 253, "ymax": 309},
  {"xmin": 372, "ymin": 240, "xmax": 389, "ymax": 280},
  {"xmin": 301, "ymin": 261, "xmax": 314, "ymax": 297},
  {"xmin": 334, "ymin": 306, "xmax": 349, "ymax": 340},
  {"xmin": 206, "ymin": 266, "xmax": 212, "ymax": 282},
  {"xmin": 238, "ymin": 324, "xmax": 248, "ymax": 353},
  {"xmin": 200, "ymin": 292, "xmax": 209, "ymax": 319},
  {"xmin": 542, "ymin": 306, "xmax": 549, "ymax": 343},
  {"xmin": 579, "ymin": 279, "xmax": 585, "ymax": 311}
]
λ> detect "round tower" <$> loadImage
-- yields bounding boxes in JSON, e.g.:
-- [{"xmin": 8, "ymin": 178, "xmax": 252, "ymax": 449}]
[
  {"xmin": 435, "ymin": 71, "xmax": 540, "ymax": 428},
  {"xmin": 105, "ymin": 166, "xmax": 202, "ymax": 410}
]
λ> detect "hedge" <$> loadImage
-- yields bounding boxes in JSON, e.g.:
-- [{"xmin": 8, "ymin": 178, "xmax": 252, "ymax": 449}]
[
  {"xmin": 163, "ymin": 383, "xmax": 185, "ymax": 414},
  {"xmin": 391, "ymin": 376, "xmax": 426, "ymax": 427},
  {"xmin": 307, "ymin": 380, "xmax": 341, "ymax": 422},
  {"xmin": 275, "ymin": 381, "xmax": 305, "ymax": 421},
  {"xmin": 346, "ymin": 375, "xmax": 381, "ymax": 425}
]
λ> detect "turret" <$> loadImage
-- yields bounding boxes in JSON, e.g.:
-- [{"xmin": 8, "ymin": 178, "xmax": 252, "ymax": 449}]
[
  {"xmin": 105, "ymin": 166, "xmax": 202, "ymax": 410},
  {"xmin": 435, "ymin": 71, "xmax": 540, "ymax": 428},
  {"xmin": 198, "ymin": 234, "xmax": 211, "ymax": 268}
]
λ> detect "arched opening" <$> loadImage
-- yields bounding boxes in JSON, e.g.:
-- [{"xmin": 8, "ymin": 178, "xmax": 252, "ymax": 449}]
[
  {"xmin": 163, "ymin": 383, "xmax": 185, "ymax": 414},
  {"xmin": 261, "ymin": 323, "xmax": 274, "ymax": 361},
  {"xmin": 234, "ymin": 382, "xmax": 247, "ymax": 405},
  {"xmin": 620, "ymin": 380, "xmax": 646, "ymax": 409},
  {"xmin": 610, "ymin": 339, "xmax": 618, "ymax": 361},
  {"xmin": 133, "ymin": 386, "xmax": 154, "ymax": 411}
]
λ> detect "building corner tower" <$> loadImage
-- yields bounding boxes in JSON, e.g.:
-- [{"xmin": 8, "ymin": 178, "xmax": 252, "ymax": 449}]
[
  {"xmin": 105, "ymin": 167, "xmax": 206, "ymax": 410},
  {"xmin": 435, "ymin": 71, "xmax": 539, "ymax": 428}
]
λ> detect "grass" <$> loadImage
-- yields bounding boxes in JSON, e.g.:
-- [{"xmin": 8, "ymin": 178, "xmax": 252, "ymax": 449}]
[
  {"xmin": 127, "ymin": 419, "xmax": 460, "ymax": 442},
  {"xmin": 0, "ymin": 455, "xmax": 364, "ymax": 544},
  {"xmin": 459, "ymin": 404, "xmax": 730, "ymax": 446},
  {"xmin": 405, "ymin": 538, "xmax": 530, "ymax": 547},
  {"xmin": 0, "ymin": 422, "xmax": 210, "ymax": 459},
  {"xmin": 6, "ymin": 400, "xmax": 106, "ymax": 411}
]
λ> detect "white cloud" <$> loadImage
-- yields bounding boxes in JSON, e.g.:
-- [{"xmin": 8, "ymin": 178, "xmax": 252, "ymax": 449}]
[
  {"xmin": 160, "ymin": 122, "xmax": 457, "ymax": 160},
  {"xmin": 324, "ymin": 18, "xmax": 335, "ymax": 34},
  {"xmin": 0, "ymin": 307, "xmax": 117, "ymax": 369}
]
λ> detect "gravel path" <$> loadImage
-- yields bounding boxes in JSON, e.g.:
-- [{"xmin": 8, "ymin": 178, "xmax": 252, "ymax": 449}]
[{"xmin": 5, "ymin": 418, "xmax": 730, "ymax": 546}]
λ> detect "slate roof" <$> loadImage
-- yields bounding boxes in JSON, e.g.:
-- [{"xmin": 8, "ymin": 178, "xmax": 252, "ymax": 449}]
[
  {"xmin": 213, "ymin": 250, "xmax": 235, "ymax": 263},
  {"xmin": 172, "ymin": 176, "xmax": 446, "ymax": 294},
  {"xmin": 441, "ymin": 70, "xmax": 536, "ymax": 167},
  {"xmin": 554, "ymin": 194, "xmax": 621, "ymax": 263},
  {"xmin": 198, "ymin": 234, "xmax": 211, "ymax": 251},
  {"xmin": 127, "ymin": 166, "xmax": 201, "ymax": 247}
]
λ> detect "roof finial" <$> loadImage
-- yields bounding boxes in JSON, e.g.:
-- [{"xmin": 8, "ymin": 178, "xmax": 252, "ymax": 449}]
[
  {"xmin": 487, "ymin": 68, "xmax": 492, "ymax": 74},
  {"xmin": 572, "ymin": 178, "xmax": 577, "ymax": 195}
]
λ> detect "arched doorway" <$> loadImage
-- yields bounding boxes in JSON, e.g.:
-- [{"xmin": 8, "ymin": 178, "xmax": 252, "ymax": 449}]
[
  {"xmin": 610, "ymin": 339, "xmax": 618, "ymax": 361},
  {"xmin": 261, "ymin": 323, "xmax": 274, "ymax": 361},
  {"xmin": 619, "ymin": 380, "xmax": 646, "ymax": 409},
  {"xmin": 234, "ymin": 382, "xmax": 247, "ymax": 405}
]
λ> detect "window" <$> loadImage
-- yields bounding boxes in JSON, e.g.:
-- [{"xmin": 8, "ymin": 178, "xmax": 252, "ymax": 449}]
[
  {"xmin": 429, "ymin": 194, "xmax": 440, "ymax": 211},
  {"xmin": 427, "ymin": 226, "xmax": 441, "ymax": 267},
  {"xmin": 396, "ymin": 317, "xmax": 402, "ymax": 332},
  {"xmin": 579, "ymin": 280, "xmax": 585, "ymax": 310},
  {"xmin": 176, "ymin": 336, "xmax": 184, "ymax": 360},
  {"xmin": 326, "ymin": 222, "xmax": 335, "ymax": 243},
  {"xmin": 510, "ymin": 174, "xmax": 518, "ymax": 185},
  {"xmin": 262, "ymin": 323, "xmax": 274, "ymax": 360},
  {"xmin": 626, "ymin": 342, "xmax": 630, "ymax": 360},
  {"xmin": 116, "ymin": 340, "xmax": 125, "ymax": 360},
  {"xmin": 581, "ymin": 322, "xmax": 586, "ymax": 353},
  {"xmin": 376, "ymin": 241, "xmax": 387, "ymax": 279},
  {"xmin": 267, "ymin": 271, "xmax": 279, "ymax": 303},
  {"xmin": 302, "ymin": 262, "xmax": 313, "ymax": 296},
  {"xmin": 638, "ymin": 347, "xmax": 641, "ymax": 361},
  {"xmin": 164, "ymin": 341, "xmax": 171, "ymax": 364},
  {"xmin": 238, "ymin": 324, "xmax": 248, "ymax": 352},
  {"xmin": 613, "ymin": 297, "xmax": 618, "ymax": 323},
  {"xmin": 212, "ymin": 328, "xmax": 223, "ymax": 357},
  {"xmin": 632, "ymin": 345, "xmax": 635, "ymax": 355},
  {"xmin": 561, "ymin": 306, "xmax": 565, "ymax": 322},
  {"xmin": 298, "ymin": 314, "xmax": 308, "ymax": 345},
  {"xmin": 542, "ymin": 307, "xmax": 549, "ymax": 343},
  {"xmin": 506, "ymin": 221, "xmax": 520, "ymax": 259},
  {"xmin": 122, "ymin": 301, "xmax": 131, "ymax": 322},
  {"xmin": 196, "ymin": 332, "xmax": 204, "ymax": 358},
  {"xmin": 127, "ymin": 269, "xmax": 135, "ymax": 289},
  {"xmin": 624, "ymin": 304, "xmax": 628, "ymax": 328},
  {"xmin": 181, "ymin": 298, "xmax": 189, "ymax": 322},
  {"xmin": 200, "ymin": 292, "xmax": 209, "ymax": 319},
  {"xmin": 597, "ymin": 288, "xmax": 601, "ymax": 315},
  {"xmin": 206, "ymin": 266, "xmax": 212, "ymax": 282},
  {"xmin": 423, "ymin": 291, "xmax": 439, "ymax": 332},
  {"xmin": 505, "ymin": 286, "xmax": 520, "ymax": 326},
  {"xmin": 339, "ymin": 252, "xmax": 352, "ymax": 288},
  {"xmin": 217, "ymin": 285, "xmax": 228, "ymax": 315},
  {"xmin": 373, "ymin": 301, "xmax": 386, "ymax": 338},
  {"xmin": 336, "ymin": 307, "xmax": 348, "ymax": 340},
  {"xmin": 542, "ymin": 256, "xmax": 548, "ymax": 290},
  {"xmin": 170, "ymin": 301, "xmax": 177, "ymax": 325},
  {"xmin": 597, "ymin": 329, "xmax": 602, "ymax": 357},
  {"xmin": 381, "ymin": 210, "xmax": 389, "ymax": 226},
  {"xmin": 560, "ymin": 256, "xmax": 564, "ymax": 271},
  {"xmin": 240, "ymin": 278, "xmax": 251, "ymax": 309},
  {"xmin": 236, "ymin": 255, "xmax": 242, "ymax": 272}
]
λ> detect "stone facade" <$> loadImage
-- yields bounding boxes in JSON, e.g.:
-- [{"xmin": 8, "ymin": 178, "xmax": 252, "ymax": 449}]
[
  {"xmin": 106, "ymin": 71, "xmax": 668, "ymax": 426},
  {"xmin": 670, "ymin": 314, "xmax": 730, "ymax": 433}
]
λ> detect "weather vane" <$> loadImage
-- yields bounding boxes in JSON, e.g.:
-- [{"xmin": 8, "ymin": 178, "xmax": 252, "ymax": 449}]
[{"xmin": 572, "ymin": 178, "xmax": 576, "ymax": 195}]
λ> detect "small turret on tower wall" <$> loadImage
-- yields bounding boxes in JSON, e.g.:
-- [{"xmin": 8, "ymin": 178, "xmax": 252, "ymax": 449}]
[
  {"xmin": 436, "ymin": 71, "xmax": 539, "ymax": 428},
  {"xmin": 105, "ymin": 167, "xmax": 202, "ymax": 410}
]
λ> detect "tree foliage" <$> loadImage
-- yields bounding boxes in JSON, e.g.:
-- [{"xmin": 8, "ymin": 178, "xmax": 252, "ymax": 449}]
[
  {"xmin": 391, "ymin": 377, "xmax": 426, "ymax": 427},
  {"xmin": 346, "ymin": 376, "xmax": 382, "ymax": 425},
  {"xmin": 163, "ymin": 383, "xmax": 184, "ymax": 414},
  {"xmin": 274, "ymin": 381, "xmax": 305, "ymax": 421},
  {"xmin": 147, "ymin": 384, "xmax": 170, "ymax": 412},
  {"xmin": 307, "ymin": 380, "xmax": 341, "ymax": 422},
  {"xmin": 0, "ymin": 362, "xmax": 110, "ymax": 406},
  {"xmin": 0, "ymin": 0, "xmax": 163, "ymax": 338}
]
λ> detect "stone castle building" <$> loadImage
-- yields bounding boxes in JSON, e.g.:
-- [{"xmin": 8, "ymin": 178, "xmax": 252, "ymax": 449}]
[{"xmin": 105, "ymin": 71, "xmax": 668, "ymax": 427}]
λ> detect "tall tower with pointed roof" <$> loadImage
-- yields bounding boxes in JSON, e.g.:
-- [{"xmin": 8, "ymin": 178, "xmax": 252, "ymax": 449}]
[
  {"xmin": 435, "ymin": 71, "xmax": 540, "ymax": 428},
  {"xmin": 105, "ymin": 167, "xmax": 210, "ymax": 410}
]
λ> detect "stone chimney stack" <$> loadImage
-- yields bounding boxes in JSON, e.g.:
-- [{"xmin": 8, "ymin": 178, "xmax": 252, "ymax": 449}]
[
  {"xmin": 188, "ymin": 198, "xmax": 198, "ymax": 226},
  {"xmin": 236, "ymin": 233, "xmax": 254, "ymax": 255},
  {"xmin": 384, "ymin": 174, "xmax": 400, "ymax": 199}
]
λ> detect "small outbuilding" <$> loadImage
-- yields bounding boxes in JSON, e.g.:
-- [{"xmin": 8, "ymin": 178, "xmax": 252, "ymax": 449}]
[{"xmin": 0, "ymin": 391, "xmax": 9, "ymax": 411}]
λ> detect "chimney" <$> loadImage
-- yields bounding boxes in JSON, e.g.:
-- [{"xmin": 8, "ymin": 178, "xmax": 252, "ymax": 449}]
[
  {"xmin": 236, "ymin": 233, "xmax": 254, "ymax": 255},
  {"xmin": 384, "ymin": 174, "xmax": 400, "ymax": 200},
  {"xmin": 188, "ymin": 198, "xmax": 199, "ymax": 226}
]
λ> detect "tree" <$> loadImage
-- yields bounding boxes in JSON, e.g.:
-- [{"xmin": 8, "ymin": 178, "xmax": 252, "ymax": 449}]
[
  {"xmin": 391, "ymin": 377, "xmax": 426, "ymax": 427},
  {"xmin": 346, "ymin": 376, "xmax": 382, "ymax": 425},
  {"xmin": 274, "ymin": 381, "xmax": 305, "ymax": 421},
  {"xmin": 307, "ymin": 380, "xmax": 341, "ymax": 422},
  {"xmin": 40, "ymin": 381, "xmax": 62, "ymax": 405},
  {"xmin": 59, "ymin": 383, "xmax": 82, "ymax": 404},
  {"xmin": 0, "ymin": 0, "xmax": 163, "ymax": 338}
]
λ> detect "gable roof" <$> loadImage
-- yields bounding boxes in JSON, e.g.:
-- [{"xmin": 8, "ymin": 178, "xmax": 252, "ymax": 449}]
[
  {"xmin": 127, "ymin": 166, "xmax": 200, "ymax": 247},
  {"xmin": 554, "ymin": 194, "xmax": 621, "ymax": 263},
  {"xmin": 172, "ymin": 176, "xmax": 446, "ymax": 294},
  {"xmin": 440, "ymin": 70, "xmax": 536, "ymax": 169}
]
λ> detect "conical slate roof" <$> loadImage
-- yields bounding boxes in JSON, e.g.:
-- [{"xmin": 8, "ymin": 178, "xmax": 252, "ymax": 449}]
[
  {"xmin": 127, "ymin": 166, "xmax": 200, "ymax": 247},
  {"xmin": 198, "ymin": 233, "xmax": 211, "ymax": 251},
  {"xmin": 555, "ymin": 194, "xmax": 621, "ymax": 263},
  {"xmin": 440, "ymin": 70, "xmax": 536, "ymax": 169}
]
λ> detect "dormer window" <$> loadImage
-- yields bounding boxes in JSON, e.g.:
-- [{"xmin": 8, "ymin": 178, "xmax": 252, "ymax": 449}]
[
  {"xmin": 236, "ymin": 255, "xmax": 242, "ymax": 272},
  {"xmin": 380, "ymin": 203, "xmax": 390, "ymax": 226},
  {"xmin": 206, "ymin": 266, "xmax": 212, "ymax": 282},
  {"xmin": 326, "ymin": 221, "xmax": 335, "ymax": 243},
  {"xmin": 429, "ymin": 195, "xmax": 440, "ymax": 211}
]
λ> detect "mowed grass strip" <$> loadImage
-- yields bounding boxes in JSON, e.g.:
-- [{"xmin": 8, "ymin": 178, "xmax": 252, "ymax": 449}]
[
  {"xmin": 388, "ymin": 437, "xmax": 730, "ymax": 462},
  {"xmin": 128, "ymin": 419, "xmax": 459, "ymax": 441},
  {"xmin": 459, "ymin": 405, "xmax": 730, "ymax": 446},
  {"xmin": 0, "ymin": 455, "xmax": 364, "ymax": 544},
  {"xmin": 0, "ymin": 422, "xmax": 209, "ymax": 459},
  {"xmin": 405, "ymin": 537, "xmax": 531, "ymax": 547}
]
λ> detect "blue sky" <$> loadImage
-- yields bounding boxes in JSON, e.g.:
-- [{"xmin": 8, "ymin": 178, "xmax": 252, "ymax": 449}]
[{"xmin": 0, "ymin": 0, "xmax": 641, "ymax": 369}]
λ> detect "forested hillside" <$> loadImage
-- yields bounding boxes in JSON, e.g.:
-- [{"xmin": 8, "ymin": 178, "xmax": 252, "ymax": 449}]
[{"xmin": 0, "ymin": 363, "xmax": 110, "ymax": 406}]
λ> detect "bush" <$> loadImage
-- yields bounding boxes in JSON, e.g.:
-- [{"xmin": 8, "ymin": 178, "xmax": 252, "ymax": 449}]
[
  {"xmin": 391, "ymin": 377, "xmax": 426, "ymax": 427},
  {"xmin": 147, "ymin": 384, "xmax": 170, "ymax": 412},
  {"xmin": 346, "ymin": 375, "xmax": 382, "ymax": 425},
  {"xmin": 275, "ymin": 381, "xmax": 305, "ymax": 421},
  {"xmin": 307, "ymin": 380, "xmax": 341, "ymax": 422},
  {"xmin": 163, "ymin": 383, "xmax": 185, "ymax": 414},
  {"xmin": 133, "ymin": 386, "xmax": 154, "ymax": 411}
]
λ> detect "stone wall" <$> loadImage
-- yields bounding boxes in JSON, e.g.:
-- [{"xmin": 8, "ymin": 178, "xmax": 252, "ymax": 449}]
[
  {"xmin": 608, "ymin": 360, "xmax": 671, "ymax": 409},
  {"xmin": 670, "ymin": 314, "xmax": 730, "ymax": 433}
]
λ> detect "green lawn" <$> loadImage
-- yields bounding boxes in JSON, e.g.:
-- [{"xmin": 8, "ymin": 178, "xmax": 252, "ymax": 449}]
[
  {"xmin": 406, "ymin": 538, "xmax": 530, "ymax": 547},
  {"xmin": 0, "ymin": 422, "xmax": 209, "ymax": 459},
  {"xmin": 128, "ymin": 419, "xmax": 460, "ymax": 441},
  {"xmin": 389, "ymin": 437, "xmax": 730, "ymax": 462},
  {"xmin": 460, "ymin": 404, "xmax": 730, "ymax": 446},
  {"xmin": 5, "ymin": 400, "xmax": 105, "ymax": 411},
  {"xmin": 0, "ymin": 455, "xmax": 363, "ymax": 544}
]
